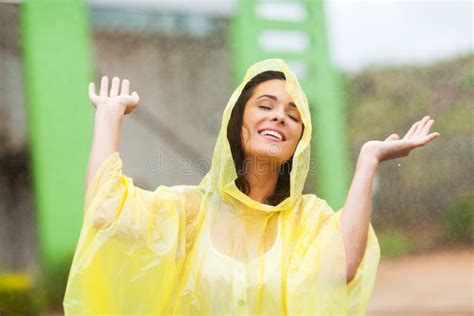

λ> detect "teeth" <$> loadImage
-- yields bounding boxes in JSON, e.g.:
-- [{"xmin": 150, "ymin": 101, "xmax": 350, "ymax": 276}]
[{"xmin": 260, "ymin": 129, "xmax": 283, "ymax": 140}]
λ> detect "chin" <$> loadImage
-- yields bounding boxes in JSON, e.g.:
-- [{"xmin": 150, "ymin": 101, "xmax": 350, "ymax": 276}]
[{"xmin": 245, "ymin": 145, "xmax": 289, "ymax": 165}]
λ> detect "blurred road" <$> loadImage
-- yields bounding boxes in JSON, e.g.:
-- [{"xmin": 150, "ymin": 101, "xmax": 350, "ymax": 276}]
[{"xmin": 367, "ymin": 247, "xmax": 473, "ymax": 316}]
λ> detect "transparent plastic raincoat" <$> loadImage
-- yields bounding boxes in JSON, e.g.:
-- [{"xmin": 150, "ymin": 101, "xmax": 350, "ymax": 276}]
[{"xmin": 64, "ymin": 59, "xmax": 380, "ymax": 315}]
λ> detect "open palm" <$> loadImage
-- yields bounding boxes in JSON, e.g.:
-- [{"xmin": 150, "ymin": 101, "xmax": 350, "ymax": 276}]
[
  {"xmin": 89, "ymin": 76, "xmax": 140, "ymax": 114},
  {"xmin": 363, "ymin": 115, "xmax": 440, "ymax": 163}
]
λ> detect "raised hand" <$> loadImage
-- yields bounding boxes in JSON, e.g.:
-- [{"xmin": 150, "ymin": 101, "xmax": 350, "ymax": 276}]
[
  {"xmin": 88, "ymin": 76, "xmax": 140, "ymax": 115},
  {"xmin": 362, "ymin": 115, "xmax": 441, "ymax": 164}
]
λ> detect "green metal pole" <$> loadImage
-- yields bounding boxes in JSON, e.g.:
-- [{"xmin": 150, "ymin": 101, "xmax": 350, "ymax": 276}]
[
  {"xmin": 20, "ymin": 0, "xmax": 94, "ymax": 271},
  {"xmin": 308, "ymin": 0, "xmax": 350, "ymax": 209}
]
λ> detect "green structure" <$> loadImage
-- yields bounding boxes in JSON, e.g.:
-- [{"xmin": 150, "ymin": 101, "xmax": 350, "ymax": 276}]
[
  {"xmin": 20, "ymin": 0, "xmax": 93, "ymax": 272},
  {"xmin": 231, "ymin": 0, "xmax": 350, "ymax": 209},
  {"xmin": 17, "ymin": 0, "xmax": 349, "ymax": 278}
]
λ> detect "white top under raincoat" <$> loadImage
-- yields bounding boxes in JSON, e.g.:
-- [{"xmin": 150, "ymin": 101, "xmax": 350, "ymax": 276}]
[{"xmin": 64, "ymin": 59, "xmax": 380, "ymax": 315}]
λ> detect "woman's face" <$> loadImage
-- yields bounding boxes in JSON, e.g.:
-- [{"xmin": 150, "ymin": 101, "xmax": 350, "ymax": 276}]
[{"xmin": 241, "ymin": 79, "xmax": 303, "ymax": 166}]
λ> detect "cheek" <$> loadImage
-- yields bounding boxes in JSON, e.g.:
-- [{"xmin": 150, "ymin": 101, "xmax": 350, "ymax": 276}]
[
  {"xmin": 242, "ymin": 111, "xmax": 259, "ymax": 140},
  {"xmin": 293, "ymin": 125, "xmax": 303, "ymax": 143},
  {"xmin": 286, "ymin": 127, "xmax": 302, "ymax": 154},
  {"xmin": 241, "ymin": 111, "xmax": 250, "ymax": 139},
  {"xmin": 241, "ymin": 125, "xmax": 250, "ymax": 145}
]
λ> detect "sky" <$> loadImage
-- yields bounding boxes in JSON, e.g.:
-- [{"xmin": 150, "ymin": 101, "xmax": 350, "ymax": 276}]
[
  {"xmin": 325, "ymin": 1, "xmax": 473, "ymax": 72},
  {"xmin": 89, "ymin": 0, "xmax": 473, "ymax": 73}
]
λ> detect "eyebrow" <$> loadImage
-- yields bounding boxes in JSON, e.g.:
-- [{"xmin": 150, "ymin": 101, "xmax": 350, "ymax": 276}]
[{"xmin": 256, "ymin": 94, "xmax": 297, "ymax": 108}]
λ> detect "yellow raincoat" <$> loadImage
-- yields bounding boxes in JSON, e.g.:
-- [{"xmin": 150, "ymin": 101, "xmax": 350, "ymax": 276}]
[{"xmin": 64, "ymin": 59, "xmax": 380, "ymax": 315}]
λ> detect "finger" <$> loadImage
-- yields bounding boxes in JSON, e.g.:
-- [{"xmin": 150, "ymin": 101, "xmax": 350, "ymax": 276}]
[
  {"xmin": 100, "ymin": 76, "xmax": 109, "ymax": 97},
  {"xmin": 424, "ymin": 132, "xmax": 440, "ymax": 143},
  {"xmin": 110, "ymin": 77, "xmax": 120, "ymax": 97},
  {"xmin": 123, "ymin": 92, "xmax": 140, "ymax": 105},
  {"xmin": 420, "ymin": 119, "xmax": 435, "ymax": 137},
  {"xmin": 121, "ymin": 92, "xmax": 140, "ymax": 106},
  {"xmin": 384, "ymin": 133, "xmax": 400, "ymax": 141},
  {"xmin": 88, "ymin": 82, "xmax": 97, "ymax": 101},
  {"xmin": 120, "ymin": 79, "xmax": 130, "ymax": 96},
  {"xmin": 413, "ymin": 132, "xmax": 440, "ymax": 147},
  {"xmin": 131, "ymin": 91, "xmax": 140, "ymax": 104},
  {"xmin": 88, "ymin": 82, "xmax": 95, "ymax": 96},
  {"xmin": 413, "ymin": 116, "xmax": 431, "ymax": 137},
  {"xmin": 403, "ymin": 121, "xmax": 419, "ymax": 139},
  {"xmin": 88, "ymin": 82, "xmax": 99, "ymax": 106}
]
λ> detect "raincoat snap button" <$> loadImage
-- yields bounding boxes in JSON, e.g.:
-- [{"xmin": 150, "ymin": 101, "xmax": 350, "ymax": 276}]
[{"xmin": 238, "ymin": 299, "xmax": 245, "ymax": 306}]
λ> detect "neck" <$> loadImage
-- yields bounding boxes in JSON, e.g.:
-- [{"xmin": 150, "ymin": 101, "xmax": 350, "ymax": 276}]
[{"xmin": 242, "ymin": 156, "xmax": 280, "ymax": 204}]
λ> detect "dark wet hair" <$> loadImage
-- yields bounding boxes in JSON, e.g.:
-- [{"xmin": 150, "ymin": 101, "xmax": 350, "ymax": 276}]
[{"xmin": 227, "ymin": 70, "xmax": 299, "ymax": 206}]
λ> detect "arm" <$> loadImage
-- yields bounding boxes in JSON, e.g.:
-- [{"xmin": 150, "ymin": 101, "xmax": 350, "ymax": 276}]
[
  {"xmin": 340, "ymin": 148, "xmax": 379, "ymax": 283},
  {"xmin": 85, "ymin": 76, "xmax": 140, "ymax": 198},
  {"xmin": 340, "ymin": 115, "xmax": 440, "ymax": 283},
  {"xmin": 86, "ymin": 106, "xmax": 124, "ymax": 192}
]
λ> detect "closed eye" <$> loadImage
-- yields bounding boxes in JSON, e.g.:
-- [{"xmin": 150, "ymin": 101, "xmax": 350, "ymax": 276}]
[
  {"xmin": 259, "ymin": 104, "xmax": 300, "ymax": 122},
  {"xmin": 289, "ymin": 115, "xmax": 300, "ymax": 122}
]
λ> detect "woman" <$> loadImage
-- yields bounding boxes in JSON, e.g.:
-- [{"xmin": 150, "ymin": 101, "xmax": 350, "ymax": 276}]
[{"xmin": 64, "ymin": 59, "xmax": 439, "ymax": 315}]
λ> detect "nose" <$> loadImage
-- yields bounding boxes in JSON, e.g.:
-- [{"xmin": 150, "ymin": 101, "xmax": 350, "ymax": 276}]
[{"xmin": 271, "ymin": 110, "xmax": 286, "ymax": 124}]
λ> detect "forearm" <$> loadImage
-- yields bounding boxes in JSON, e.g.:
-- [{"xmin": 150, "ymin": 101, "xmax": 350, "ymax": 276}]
[
  {"xmin": 340, "ymin": 147, "xmax": 379, "ymax": 283},
  {"xmin": 86, "ymin": 106, "xmax": 125, "ymax": 193}
]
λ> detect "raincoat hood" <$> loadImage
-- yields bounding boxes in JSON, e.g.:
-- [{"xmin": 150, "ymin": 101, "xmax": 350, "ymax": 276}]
[{"xmin": 200, "ymin": 59, "xmax": 312, "ymax": 212}]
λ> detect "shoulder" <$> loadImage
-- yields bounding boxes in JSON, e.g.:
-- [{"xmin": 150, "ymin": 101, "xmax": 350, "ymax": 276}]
[
  {"xmin": 299, "ymin": 194, "xmax": 335, "ymax": 216},
  {"xmin": 285, "ymin": 194, "xmax": 341, "ymax": 252},
  {"xmin": 132, "ymin": 185, "xmax": 203, "ymax": 216},
  {"xmin": 292, "ymin": 194, "xmax": 337, "ymax": 229},
  {"xmin": 173, "ymin": 185, "xmax": 203, "ymax": 205},
  {"xmin": 166, "ymin": 185, "xmax": 203, "ymax": 198},
  {"xmin": 142, "ymin": 184, "xmax": 203, "ymax": 201},
  {"xmin": 166, "ymin": 185, "xmax": 203, "ymax": 219}
]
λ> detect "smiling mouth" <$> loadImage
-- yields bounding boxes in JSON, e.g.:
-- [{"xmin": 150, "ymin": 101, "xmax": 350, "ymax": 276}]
[{"xmin": 258, "ymin": 129, "xmax": 285, "ymax": 142}]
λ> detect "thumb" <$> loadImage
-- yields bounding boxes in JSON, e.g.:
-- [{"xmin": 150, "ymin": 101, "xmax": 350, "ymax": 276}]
[
  {"xmin": 126, "ymin": 91, "xmax": 139, "ymax": 105},
  {"xmin": 88, "ymin": 82, "xmax": 99, "ymax": 105},
  {"xmin": 384, "ymin": 133, "xmax": 400, "ymax": 141}
]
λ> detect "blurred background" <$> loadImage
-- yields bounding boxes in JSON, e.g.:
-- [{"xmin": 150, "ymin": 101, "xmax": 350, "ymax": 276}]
[{"xmin": 0, "ymin": 0, "xmax": 472, "ymax": 315}]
